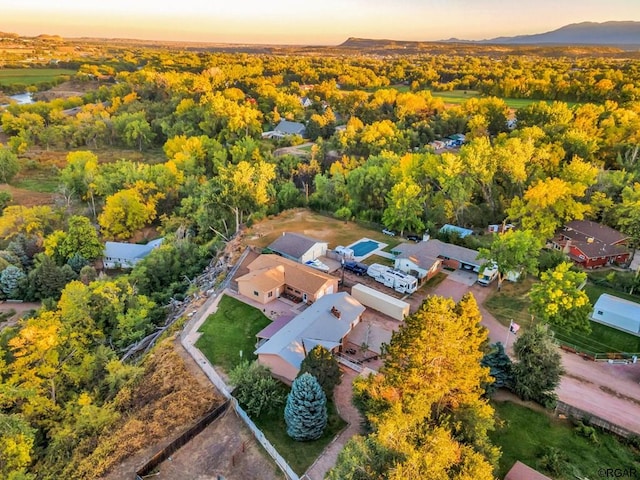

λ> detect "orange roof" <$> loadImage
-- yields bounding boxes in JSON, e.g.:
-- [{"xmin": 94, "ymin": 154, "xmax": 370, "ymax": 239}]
[
  {"xmin": 239, "ymin": 254, "xmax": 336, "ymax": 293},
  {"xmin": 504, "ymin": 461, "xmax": 551, "ymax": 480}
]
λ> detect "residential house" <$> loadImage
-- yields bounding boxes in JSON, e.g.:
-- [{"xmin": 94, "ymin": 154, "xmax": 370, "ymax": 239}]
[
  {"xmin": 255, "ymin": 292, "xmax": 365, "ymax": 383},
  {"xmin": 103, "ymin": 238, "xmax": 164, "ymax": 269},
  {"xmin": 592, "ymin": 294, "xmax": 640, "ymax": 336},
  {"xmin": 275, "ymin": 120, "xmax": 306, "ymax": 137},
  {"xmin": 553, "ymin": 220, "xmax": 630, "ymax": 268},
  {"xmin": 394, "ymin": 239, "xmax": 481, "ymax": 275},
  {"xmin": 267, "ymin": 232, "xmax": 328, "ymax": 264},
  {"xmin": 300, "ymin": 96, "xmax": 313, "ymax": 108},
  {"xmin": 236, "ymin": 254, "xmax": 338, "ymax": 305}
]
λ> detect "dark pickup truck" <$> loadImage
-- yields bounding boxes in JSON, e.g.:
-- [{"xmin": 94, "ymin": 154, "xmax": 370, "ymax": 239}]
[{"xmin": 343, "ymin": 261, "xmax": 368, "ymax": 276}]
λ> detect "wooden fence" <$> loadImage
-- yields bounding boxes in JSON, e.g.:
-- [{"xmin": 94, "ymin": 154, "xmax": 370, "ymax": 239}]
[{"xmin": 135, "ymin": 400, "xmax": 231, "ymax": 478}]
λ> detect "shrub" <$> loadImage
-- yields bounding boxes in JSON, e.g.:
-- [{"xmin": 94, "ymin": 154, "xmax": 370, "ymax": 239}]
[{"xmin": 229, "ymin": 361, "xmax": 285, "ymax": 417}]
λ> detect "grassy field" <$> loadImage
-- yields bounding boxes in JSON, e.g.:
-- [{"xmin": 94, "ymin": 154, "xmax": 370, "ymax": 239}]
[
  {"xmin": 254, "ymin": 398, "xmax": 347, "ymax": 475},
  {"xmin": 427, "ymin": 89, "xmax": 580, "ymax": 109},
  {"xmin": 246, "ymin": 209, "xmax": 397, "ymax": 250},
  {"xmin": 13, "ymin": 168, "xmax": 61, "ymax": 193},
  {"xmin": 0, "ymin": 68, "xmax": 76, "ymax": 86},
  {"xmin": 195, "ymin": 294, "xmax": 271, "ymax": 372},
  {"xmin": 491, "ymin": 400, "xmax": 640, "ymax": 480},
  {"xmin": 484, "ymin": 278, "xmax": 535, "ymax": 328}
]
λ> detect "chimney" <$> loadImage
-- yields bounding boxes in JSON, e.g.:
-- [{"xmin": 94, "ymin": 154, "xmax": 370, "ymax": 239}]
[
  {"xmin": 330, "ymin": 306, "xmax": 341, "ymax": 319},
  {"xmin": 563, "ymin": 239, "xmax": 571, "ymax": 254}
]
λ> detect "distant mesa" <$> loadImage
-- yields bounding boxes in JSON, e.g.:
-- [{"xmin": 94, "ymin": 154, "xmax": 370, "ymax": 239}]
[{"xmin": 340, "ymin": 21, "xmax": 640, "ymax": 49}]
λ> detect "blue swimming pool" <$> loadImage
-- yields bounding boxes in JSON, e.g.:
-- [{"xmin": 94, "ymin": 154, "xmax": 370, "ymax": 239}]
[{"xmin": 350, "ymin": 239, "xmax": 380, "ymax": 257}]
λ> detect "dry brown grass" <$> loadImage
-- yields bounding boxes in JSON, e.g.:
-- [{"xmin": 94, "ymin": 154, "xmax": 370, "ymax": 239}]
[
  {"xmin": 68, "ymin": 336, "xmax": 223, "ymax": 479},
  {"xmin": 245, "ymin": 208, "xmax": 400, "ymax": 250}
]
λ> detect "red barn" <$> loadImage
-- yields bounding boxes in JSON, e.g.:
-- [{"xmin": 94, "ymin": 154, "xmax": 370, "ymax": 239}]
[{"xmin": 552, "ymin": 220, "xmax": 630, "ymax": 269}]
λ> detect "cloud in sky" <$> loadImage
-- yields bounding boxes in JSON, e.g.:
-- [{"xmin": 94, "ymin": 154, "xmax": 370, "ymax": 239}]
[{"xmin": 4, "ymin": 0, "xmax": 640, "ymax": 44}]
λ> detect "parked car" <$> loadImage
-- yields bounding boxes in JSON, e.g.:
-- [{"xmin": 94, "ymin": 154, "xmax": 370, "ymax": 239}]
[
  {"xmin": 343, "ymin": 261, "xmax": 368, "ymax": 276},
  {"xmin": 407, "ymin": 234, "xmax": 421, "ymax": 242},
  {"xmin": 382, "ymin": 228, "xmax": 396, "ymax": 236}
]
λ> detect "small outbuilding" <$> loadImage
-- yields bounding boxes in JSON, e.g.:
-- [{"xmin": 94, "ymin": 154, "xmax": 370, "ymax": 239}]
[
  {"xmin": 592, "ymin": 294, "xmax": 640, "ymax": 336},
  {"xmin": 267, "ymin": 232, "xmax": 328, "ymax": 264}
]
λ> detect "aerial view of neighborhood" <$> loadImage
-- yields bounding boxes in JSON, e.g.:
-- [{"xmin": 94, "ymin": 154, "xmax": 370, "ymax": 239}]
[{"xmin": 2, "ymin": 1, "xmax": 640, "ymax": 479}]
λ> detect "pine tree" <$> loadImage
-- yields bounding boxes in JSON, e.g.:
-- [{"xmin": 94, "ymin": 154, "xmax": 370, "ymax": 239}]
[
  {"xmin": 284, "ymin": 373, "xmax": 327, "ymax": 441},
  {"xmin": 481, "ymin": 342, "xmax": 514, "ymax": 394},
  {"xmin": 298, "ymin": 345, "xmax": 342, "ymax": 398}
]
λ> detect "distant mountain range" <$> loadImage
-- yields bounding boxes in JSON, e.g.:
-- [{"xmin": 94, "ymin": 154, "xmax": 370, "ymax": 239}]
[{"xmin": 447, "ymin": 21, "xmax": 640, "ymax": 46}]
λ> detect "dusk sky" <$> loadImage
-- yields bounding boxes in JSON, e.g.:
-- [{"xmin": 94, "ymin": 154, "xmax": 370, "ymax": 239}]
[{"xmin": 4, "ymin": 0, "xmax": 640, "ymax": 45}]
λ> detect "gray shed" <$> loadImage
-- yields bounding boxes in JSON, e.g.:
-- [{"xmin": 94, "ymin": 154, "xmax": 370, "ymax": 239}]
[{"xmin": 592, "ymin": 294, "xmax": 640, "ymax": 336}]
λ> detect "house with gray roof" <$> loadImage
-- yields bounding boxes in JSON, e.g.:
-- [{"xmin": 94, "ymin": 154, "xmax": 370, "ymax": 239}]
[
  {"xmin": 553, "ymin": 220, "xmax": 630, "ymax": 268},
  {"xmin": 592, "ymin": 294, "xmax": 640, "ymax": 336},
  {"xmin": 393, "ymin": 239, "xmax": 481, "ymax": 276},
  {"xmin": 103, "ymin": 238, "xmax": 164, "ymax": 269},
  {"xmin": 255, "ymin": 292, "xmax": 365, "ymax": 383},
  {"xmin": 274, "ymin": 120, "xmax": 306, "ymax": 136},
  {"xmin": 267, "ymin": 232, "xmax": 327, "ymax": 264}
]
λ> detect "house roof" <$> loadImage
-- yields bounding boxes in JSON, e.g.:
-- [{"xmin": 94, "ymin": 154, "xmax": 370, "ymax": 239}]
[
  {"xmin": 593, "ymin": 294, "xmax": 640, "ymax": 320},
  {"xmin": 274, "ymin": 120, "xmax": 306, "ymax": 135},
  {"xmin": 237, "ymin": 254, "xmax": 335, "ymax": 293},
  {"xmin": 564, "ymin": 220, "xmax": 628, "ymax": 245},
  {"xmin": 256, "ymin": 315, "xmax": 295, "ymax": 340},
  {"xmin": 559, "ymin": 221, "xmax": 629, "ymax": 260},
  {"xmin": 104, "ymin": 238, "xmax": 164, "ymax": 261},
  {"xmin": 504, "ymin": 461, "xmax": 551, "ymax": 480},
  {"xmin": 255, "ymin": 292, "xmax": 364, "ymax": 371},
  {"xmin": 268, "ymin": 232, "xmax": 327, "ymax": 260},
  {"xmin": 395, "ymin": 239, "xmax": 479, "ymax": 268}
]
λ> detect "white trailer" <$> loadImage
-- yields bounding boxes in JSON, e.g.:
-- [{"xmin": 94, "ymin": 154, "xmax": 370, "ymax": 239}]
[
  {"xmin": 478, "ymin": 262, "xmax": 499, "ymax": 286},
  {"xmin": 369, "ymin": 264, "xmax": 417, "ymax": 294},
  {"xmin": 351, "ymin": 283, "xmax": 410, "ymax": 321},
  {"xmin": 367, "ymin": 263, "xmax": 389, "ymax": 282},
  {"xmin": 392, "ymin": 270, "xmax": 418, "ymax": 294}
]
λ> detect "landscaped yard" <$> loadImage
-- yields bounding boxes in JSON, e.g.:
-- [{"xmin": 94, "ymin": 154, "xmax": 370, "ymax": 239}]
[
  {"xmin": 195, "ymin": 294, "xmax": 271, "ymax": 372},
  {"xmin": 491, "ymin": 400, "xmax": 640, "ymax": 480},
  {"xmin": 254, "ymin": 398, "xmax": 347, "ymax": 475}
]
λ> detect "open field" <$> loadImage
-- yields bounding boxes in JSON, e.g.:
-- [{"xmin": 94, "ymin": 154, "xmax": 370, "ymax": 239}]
[
  {"xmin": 0, "ymin": 184, "xmax": 56, "ymax": 207},
  {"xmin": 0, "ymin": 68, "xmax": 76, "ymax": 86},
  {"xmin": 427, "ymin": 89, "xmax": 580, "ymax": 109},
  {"xmin": 490, "ymin": 399, "xmax": 640, "ymax": 480},
  {"xmin": 245, "ymin": 209, "xmax": 399, "ymax": 250},
  {"xmin": 195, "ymin": 294, "xmax": 271, "ymax": 373}
]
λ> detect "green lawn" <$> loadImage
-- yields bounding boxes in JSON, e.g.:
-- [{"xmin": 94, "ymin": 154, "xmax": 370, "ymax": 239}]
[
  {"xmin": 484, "ymin": 278, "xmax": 535, "ymax": 328},
  {"xmin": 254, "ymin": 398, "xmax": 347, "ymax": 475},
  {"xmin": 0, "ymin": 68, "xmax": 76, "ymax": 86},
  {"xmin": 13, "ymin": 170, "xmax": 60, "ymax": 193},
  {"xmin": 491, "ymin": 400, "xmax": 640, "ymax": 480},
  {"xmin": 195, "ymin": 294, "xmax": 271, "ymax": 372}
]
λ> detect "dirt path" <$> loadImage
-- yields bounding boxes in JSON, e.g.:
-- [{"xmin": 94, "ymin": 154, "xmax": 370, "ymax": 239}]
[
  {"xmin": 305, "ymin": 368, "xmax": 364, "ymax": 480},
  {"xmin": 0, "ymin": 302, "xmax": 41, "ymax": 330},
  {"xmin": 432, "ymin": 277, "xmax": 640, "ymax": 435},
  {"xmin": 155, "ymin": 408, "xmax": 284, "ymax": 480}
]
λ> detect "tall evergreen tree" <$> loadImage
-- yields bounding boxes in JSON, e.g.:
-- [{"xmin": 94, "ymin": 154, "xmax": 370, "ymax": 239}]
[{"xmin": 284, "ymin": 373, "xmax": 327, "ymax": 441}]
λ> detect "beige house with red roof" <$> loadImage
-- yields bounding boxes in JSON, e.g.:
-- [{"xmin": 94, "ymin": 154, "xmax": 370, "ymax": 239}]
[{"xmin": 236, "ymin": 254, "xmax": 338, "ymax": 305}]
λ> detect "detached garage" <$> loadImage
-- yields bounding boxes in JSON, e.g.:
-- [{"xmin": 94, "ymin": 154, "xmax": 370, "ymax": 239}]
[{"xmin": 592, "ymin": 294, "xmax": 640, "ymax": 336}]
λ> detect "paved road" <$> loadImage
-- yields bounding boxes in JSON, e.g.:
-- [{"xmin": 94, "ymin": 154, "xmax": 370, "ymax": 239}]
[{"xmin": 432, "ymin": 277, "xmax": 640, "ymax": 435}]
